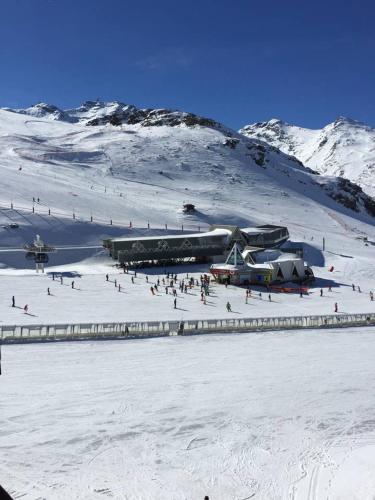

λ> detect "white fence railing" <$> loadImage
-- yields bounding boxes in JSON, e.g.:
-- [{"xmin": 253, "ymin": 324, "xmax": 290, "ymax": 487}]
[{"xmin": 2, "ymin": 313, "xmax": 375, "ymax": 343}]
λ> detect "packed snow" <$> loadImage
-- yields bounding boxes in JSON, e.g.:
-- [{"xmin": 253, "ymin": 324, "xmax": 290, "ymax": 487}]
[{"xmin": 2, "ymin": 328, "xmax": 375, "ymax": 499}]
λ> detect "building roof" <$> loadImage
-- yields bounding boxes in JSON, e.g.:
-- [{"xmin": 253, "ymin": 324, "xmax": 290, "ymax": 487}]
[
  {"xmin": 109, "ymin": 228, "xmax": 231, "ymax": 243},
  {"xmin": 254, "ymin": 249, "xmax": 299, "ymax": 263}
]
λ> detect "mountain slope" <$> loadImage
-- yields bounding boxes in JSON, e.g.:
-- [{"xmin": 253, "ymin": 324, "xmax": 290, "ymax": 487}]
[
  {"xmin": 0, "ymin": 102, "xmax": 375, "ymax": 269},
  {"xmin": 240, "ymin": 117, "xmax": 375, "ymax": 197}
]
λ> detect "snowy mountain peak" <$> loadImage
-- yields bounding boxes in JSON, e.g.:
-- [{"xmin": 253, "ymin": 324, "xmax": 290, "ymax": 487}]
[
  {"xmin": 11, "ymin": 102, "xmax": 76, "ymax": 122},
  {"xmin": 267, "ymin": 118, "xmax": 288, "ymax": 127},
  {"xmin": 332, "ymin": 116, "xmax": 364, "ymax": 128},
  {"xmin": 240, "ymin": 117, "xmax": 375, "ymax": 197},
  {"xmin": 2, "ymin": 100, "xmax": 223, "ymax": 130}
]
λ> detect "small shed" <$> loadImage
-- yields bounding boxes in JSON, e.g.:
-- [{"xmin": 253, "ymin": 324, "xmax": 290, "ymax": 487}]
[{"xmin": 182, "ymin": 203, "xmax": 195, "ymax": 213}]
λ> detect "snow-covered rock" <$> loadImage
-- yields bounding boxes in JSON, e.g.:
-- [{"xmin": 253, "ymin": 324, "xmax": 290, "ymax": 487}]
[
  {"xmin": 240, "ymin": 117, "xmax": 375, "ymax": 196},
  {"xmin": 6, "ymin": 102, "xmax": 77, "ymax": 123},
  {"xmin": 9, "ymin": 100, "xmax": 222, "ymax": 129}
]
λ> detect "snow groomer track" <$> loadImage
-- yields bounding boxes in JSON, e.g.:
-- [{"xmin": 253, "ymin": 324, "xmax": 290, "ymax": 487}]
[{"xmin": 2, "ymin": 312, "xmax": 375, "ymax": 343}]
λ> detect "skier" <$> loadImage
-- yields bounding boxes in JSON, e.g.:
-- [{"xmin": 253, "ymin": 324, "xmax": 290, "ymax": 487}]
[
  {"xmin": 352, "ymin": 283, "xmax": 355, "ymax": 291},
  {"xmin": 118, "ymin": 284, "xmax": 121, "ymax": 292},
  {"xmin": 60, "ymin": 276, "xmax": 63, "ymax": 285},
  {"xmin": 11, "ymin": 296, "xmax": 15, "ymax": 307},
  {"xmin": 358, "ymin": 286, "xmax": 361, "ymax": 293},
  {"xmin": 370, "ymin": 291, "xmax": 374, "ymax": 301},
  {"xmin": 320, "ymin": 288, "xmax": 323, "ymax": 297},
  {"xmin": 165, "ymin": 286, "xmax": 168, "ymax": 294},
  {"xmin": 71, "ymin": 281, "xmax": 75, "ymax": 289},
  {"xmin": 52, "ymin": 272, "xmax": 55, "ymax": 281},
  {"xmin": 114, "ymin": 279, "xmax": 117, "ymax": 287},
  {"xmin": 226, "ymin": 301, "xmax": 232, "ymax": 312},
  {"xmin": 245, "ymin": 293, "xmax": 248, "ymax": 304},
  {"xmin": 106, "ymin": 274, "xmax": 109, "ymax": 281},
  {"xmin": 150, "ymin": 286, "xmax": 155, "ymax": 295},
  {"xmin": 134, "ymin": 272, "xmax": 137, "ymax": 278},
  {"xmin": 334, "ymin": 302, "xmax": 338, "ymax": 313},
  {"xmin": 268, "ymin": 293, "xmax": 271, "ymax": 302},
  {"xmin": 157, "ymin": 278, "xmax": 160, "ymax": 286},
  {"xmin": 300, "ymin": 291, "xmax": 303, "ymax": 298},
  {"xmin": 174, "ymin": 297, "xmax": 177, "ymax": 309},
  {"xmin": 154, "ymin": 284, "xmax": 158, "ymax": 292},
  {"xmin": 47, "ymin": 287, "xmax": 50, "ymax": 295},
  {"xmin": 131, "ymin": 276, "xmax": 134, "ymax": 284},
  {"xmin": 146, "ymin": 276, "xmax": 149, "ymax": 283},
  {"xmin": 24, "ymin": 304, "xmax": 28, "ymax": 313}
]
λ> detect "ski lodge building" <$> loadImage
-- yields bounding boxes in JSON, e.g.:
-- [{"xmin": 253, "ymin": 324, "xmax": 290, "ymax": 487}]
[
  {"xmin": 103, "ymin": 224, "xmax": 289, "ymax": 266},
  {"xmin": 210, "ymin": 243, "xmax": 313, "ymax": 285}
]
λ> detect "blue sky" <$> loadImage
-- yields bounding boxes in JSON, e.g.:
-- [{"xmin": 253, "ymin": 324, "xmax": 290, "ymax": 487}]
[{"xmin": 0, "ymin": 0, "xmax": 374, "ymax": 129}]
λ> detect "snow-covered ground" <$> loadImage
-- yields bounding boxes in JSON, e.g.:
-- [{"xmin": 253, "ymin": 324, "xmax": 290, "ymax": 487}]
[
  {"xmin": 1, "ymin": 202, "xmax": 375, "ymax": 325},
  {"xmin": 1, "ymin": 102, "xmax": 375, "ymax": 499},
  {"xmin": 2, "ymin": 328, "xmax": 375, "ymax": 499},
  {"xmin": 1, "ymin": 255, "xmax": 375, "ymax": 326}
]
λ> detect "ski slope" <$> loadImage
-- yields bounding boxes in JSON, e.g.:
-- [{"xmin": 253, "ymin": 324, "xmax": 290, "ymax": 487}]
[
  {"xmin": 1, "ymin": 102, "xmax": 375, "ymax": 499},
  {"xmin": 2, "ymin": 328, "xmax": 375, "ymax": 499}
]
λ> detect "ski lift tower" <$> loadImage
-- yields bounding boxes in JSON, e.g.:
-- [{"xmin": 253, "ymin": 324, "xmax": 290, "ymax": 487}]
[{"xmin": 24, "ymin": 234, "xmax": 56, "ymax": 273}]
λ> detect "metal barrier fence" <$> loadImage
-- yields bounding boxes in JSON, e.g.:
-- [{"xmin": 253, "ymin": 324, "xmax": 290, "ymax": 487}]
[{"xmin": 2, "ymin": 312, "xmax": 375, "ymax": 343}]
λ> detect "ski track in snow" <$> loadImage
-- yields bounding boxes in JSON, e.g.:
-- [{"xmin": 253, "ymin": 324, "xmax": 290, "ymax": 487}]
[{"xmin": 2, "ymin": 329, "xmax": 375, "ymax": 499}]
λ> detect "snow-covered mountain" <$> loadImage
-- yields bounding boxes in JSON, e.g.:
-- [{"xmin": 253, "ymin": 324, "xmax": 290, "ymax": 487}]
[
  {"xmin": 1, "ymin": 101, "xmax": 375, "ymax": 268},
  {"xmin": 240, "ymin": 117, "xmax": 375, "ymax": 197},
  {"xmin": 7, "ymin": 100, "xmax": 222, "ymax": 128}
]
